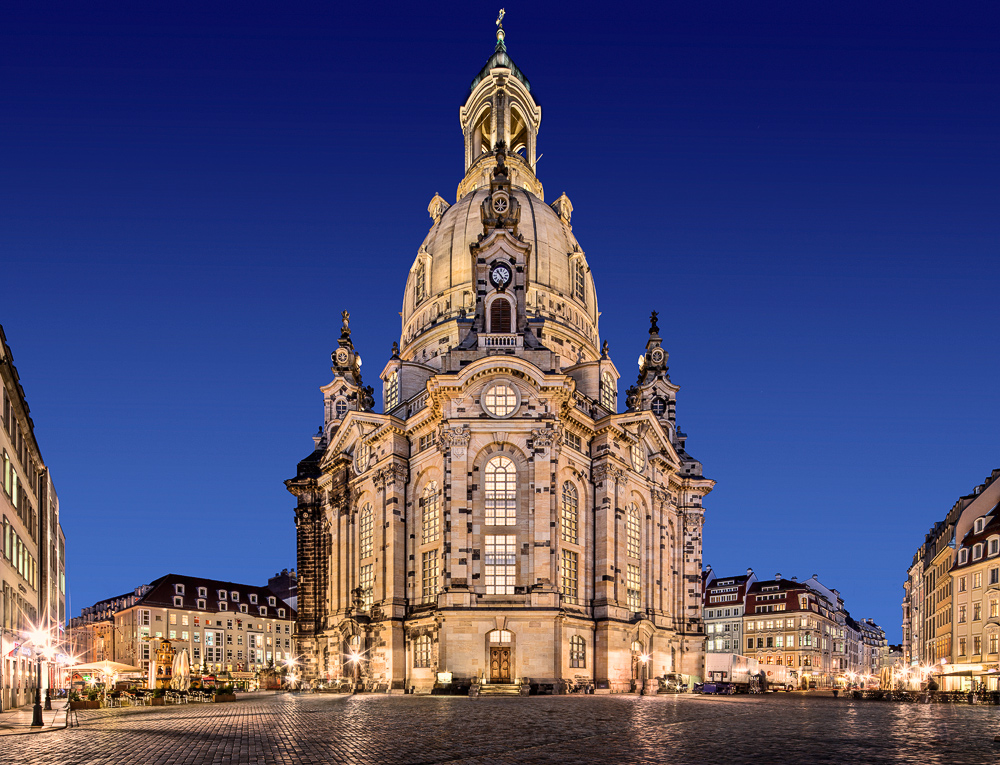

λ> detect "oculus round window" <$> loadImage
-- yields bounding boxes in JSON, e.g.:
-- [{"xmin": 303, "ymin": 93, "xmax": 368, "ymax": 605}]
[
  {"xmin": 482, "ymin": 381, "xmax": 519, "ymax": 418},
  {"xmin": 630, "ymin": 442, "xmax": 646, "ymax": 472},
  {"xmin": 354, "ymin": 442, "xmax": 371, "ymax": 475},
  {"xmin": 492, "ymin": 194, "xmax": 509, "ymax": 214}
]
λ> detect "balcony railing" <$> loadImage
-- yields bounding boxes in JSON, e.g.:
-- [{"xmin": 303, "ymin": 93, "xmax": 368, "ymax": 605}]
[{"xmin": 479, "ymin": 333, "xmax": 522, "ymax": 349}]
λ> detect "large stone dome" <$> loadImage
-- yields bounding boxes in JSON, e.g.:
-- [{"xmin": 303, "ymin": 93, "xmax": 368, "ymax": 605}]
[{"xmin": 399, "ymin": 187, "xmax": 600, "ymax": 365}]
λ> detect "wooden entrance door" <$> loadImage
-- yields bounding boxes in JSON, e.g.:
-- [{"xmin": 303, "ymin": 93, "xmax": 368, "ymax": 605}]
[{"xmin": 490, "ymin": 647, "xmax": 511, "ymax": 682}]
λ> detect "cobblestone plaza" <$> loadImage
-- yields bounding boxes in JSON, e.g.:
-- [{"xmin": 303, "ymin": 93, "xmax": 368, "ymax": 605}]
[{"xmin": 9, "ymin": 693, "xmax": 1000, "ymax": 764}]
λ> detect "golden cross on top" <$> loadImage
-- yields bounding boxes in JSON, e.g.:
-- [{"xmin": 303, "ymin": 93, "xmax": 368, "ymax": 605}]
[{"xmin": 496, "ymin": 8, "xmax": 505, "ymax": 27}]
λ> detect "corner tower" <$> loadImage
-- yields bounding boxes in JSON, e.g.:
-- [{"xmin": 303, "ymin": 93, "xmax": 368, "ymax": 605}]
[{"xmin": 288, "ymin": 16, "xmax": 713, "ymax": 695}]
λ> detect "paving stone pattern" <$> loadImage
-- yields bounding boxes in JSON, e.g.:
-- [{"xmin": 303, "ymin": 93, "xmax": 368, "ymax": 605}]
[{"xmin": 8, "ymin": 692, "xmax": 1000, "ymax": 764}]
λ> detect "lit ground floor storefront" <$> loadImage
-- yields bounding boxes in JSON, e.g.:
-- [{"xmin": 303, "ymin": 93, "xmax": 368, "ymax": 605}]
[{"xmin": 299, "ymin": 609, "xmax": 704, "ymax": 694}]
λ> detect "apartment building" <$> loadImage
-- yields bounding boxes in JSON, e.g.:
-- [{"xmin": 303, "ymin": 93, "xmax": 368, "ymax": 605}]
[{"xmin": 0, "ymin": 325, "xmax": 66, "ymax": 710}]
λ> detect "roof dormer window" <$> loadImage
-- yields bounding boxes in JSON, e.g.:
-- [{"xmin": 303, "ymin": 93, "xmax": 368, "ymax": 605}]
[
  {"xmin": 231, "ymin": 591, "xmax": 239, "ymax": 602},
  {"xmin": 268, "ymin": 596, "xmax": 276, "ymax": 606},
  {"xmin": 174, "ymin": 584, "xmax": 185, "ymax": 596},
  {"xmin": 249, "ymin": 593, "xmax": 258, "ymax": 604},
  {"xmin": 197, "ymin": 587, "xmax": 207, "ymax": 598},
  {"xmin": 975, "ymin": 518, "xmax": 986, "ymax": 534},
  {"xmin": 173, "ymin": 596, "xmax": 183, "ymax": 607},
  {"xmin": 973, "ymin": 543, "xmax": 984, "ymax": 561},
  {"xmin": 218, "ymin": 590, "xmax": 227, "ymax": 600},
  {"xmin": 959, "ymin": 549, "xmax": 969, "ymax": 565},
  {"xmin": 239, "ymin": 604, "xmax": 248, "ymax": 614},
  {"xmin": 990, "ymin": 538, "xmax": 999, "ymax": 557},
  {"xmin": 219, "ymin": 601, "xmax": 228, "ymax": 611}
]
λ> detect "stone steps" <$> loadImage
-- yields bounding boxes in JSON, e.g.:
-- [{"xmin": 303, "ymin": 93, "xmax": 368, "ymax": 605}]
[{"xmin": 478, "ymin": 684, "xmax": 521, "ymax": 696}]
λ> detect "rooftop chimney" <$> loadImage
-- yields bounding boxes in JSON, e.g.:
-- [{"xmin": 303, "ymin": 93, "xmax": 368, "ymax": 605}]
[{"xmin": 775, "ymin": 573, "xmax": 781, "ymax": 580}]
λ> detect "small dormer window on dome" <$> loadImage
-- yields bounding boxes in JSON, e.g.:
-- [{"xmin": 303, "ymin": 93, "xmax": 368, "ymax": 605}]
[
  {"xmin": 385, "ymin": 370, "xmax": 400, "ymax": 411},
  {"xmin": 601, "ymin": 372, "xmax": 616, "ymax": 412},
  {"xmin": 414, "ymin": 261, "xmax": 427, "ymax": 305},
  {"xmin": 975, "ymin": 517, "xmax": 986, "ymax": 534}
]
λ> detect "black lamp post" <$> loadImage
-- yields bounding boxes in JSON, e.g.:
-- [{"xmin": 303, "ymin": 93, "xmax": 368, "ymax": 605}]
[{"xmin": 30, "ymin": 651, "xmax": 43, "ymax": 727}]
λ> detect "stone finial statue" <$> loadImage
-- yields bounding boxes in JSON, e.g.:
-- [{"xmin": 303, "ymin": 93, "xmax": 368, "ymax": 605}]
[
  {"xmin": 341, "ymin": 310, "xmax": 351, "ymax": 338},
  {"xmin": 601, "ymin": 340, "xmax": 609, "ymax": 358},
  {"xmin": 650, "ymin": 311, "xmax": 659, "ymax": 335},
  {"xmin": 391, "ymin": 341, "xmax": 400, "ymax": 359},
  {"xmin": 360, "ymin": 385, "xmax": 375, "ymax": 412},
  {"xmin": 625, "ymin": 385, "xmax": 641, "ymax": 412}
]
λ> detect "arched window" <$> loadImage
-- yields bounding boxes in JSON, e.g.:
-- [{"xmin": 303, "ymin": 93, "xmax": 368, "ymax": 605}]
[
  {"xmin": 570, "ymin": 635, "xmax": 586, "ymax": 668},
  {"xmin": 414, "ymin": 635, "xmax": 432, "ymax": 668},
  {"xmin": 334, "ymin": 399, "xmax": 348, "ymax": 419},
  {"xmin": 510, "ymin": 106, "xmax": 528, "ymax": 156},
  {"xmin": 561, "ymin": 482, "xmax": 578, "ymax": 544},
  {"xmin": 472, "ymin": 106, "xmax": 492, "ymax": 157},
  {"xmin": 414, "ymin": 261, "xmax": 426, "ymax": 305},
  {"xmin": 488, "ymin": 629, "xmax": 512, "ymax": 644},
  {"xmin": 421, "ymin": 482, "xmax": 440, "ymax": 543},
  {"xmin": 601, "ymin": 372, "xmax": 616, "ymax": 411},
  {"xmin": 485, "ymin": 456, "xmax": 517, "ymax": 525},
  {"xmin": 385, "ymin": 371, "xmax": 399, "ymax": 411},
  {"xmin": 489, "ymin": 298, "xmax": 512, "ymax": 333},
  {"xmin": 974, "ymin": 543, "xmax": 984, "ymax": 560},
  {"xmin": 359, "ymin": 503, "xmax": 374, "ymax": 559},
  {"xmin": 626, "ymin": 503, "xmax": 641, "ymax": 558}
]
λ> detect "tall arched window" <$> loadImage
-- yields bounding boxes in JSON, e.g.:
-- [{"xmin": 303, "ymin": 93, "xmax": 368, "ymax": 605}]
[
  {"xmin": 561, "ymin": 482, "xmax": 578, "ymax": 544},
  {"xmin": 626, "ymin": 503, "xmax": 641, "ymax": 558},
  {"xmin": 485, "ymin": 456, "xmax": 516, "ymax": 525},
  {"xmin": 600, "ymin": 372, "xmax": 616, "ymax": 411},
  {"xmin": 489, "ymin": 298, "xmax": 512, "ymax": 333},
  {"xmin": 421, "ymin": 482, "xmax": 440, "ymax": 543},
  {"xmin": 570, "ymin": 635, "xmax": 586, "ymax": 668},
  {"xmin": 574, "ymin": 261, "xmax": 586, "ymax": 303},
  {"xmin": 359, "ymin": 503, "xmax": 374, "ymax": 559},
  {"xmin": 385, "ymin": 370, "xmax": 399, "ymax": 411}
]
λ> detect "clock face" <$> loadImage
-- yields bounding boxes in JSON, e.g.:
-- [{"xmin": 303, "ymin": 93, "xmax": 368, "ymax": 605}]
[
  {"xmin": 490, "ymin": 264, "xmax": 512, "ymax": 289},
  {"xmin": 651, "ymin": 348, "xmax": 665, "ymax": 364},
  {"xmin": 335, "ymin": 349, "xmax": 349, "ymax": 366}
]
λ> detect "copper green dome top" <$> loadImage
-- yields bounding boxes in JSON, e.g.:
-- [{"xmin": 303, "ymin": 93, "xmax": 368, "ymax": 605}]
[{"xmin": 470, "ymin": 40, "xmax": 532, "ymax": 95}]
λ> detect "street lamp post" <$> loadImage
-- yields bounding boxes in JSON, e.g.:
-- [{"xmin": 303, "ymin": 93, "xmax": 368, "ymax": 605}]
[{"xmin": 28, "ymin": 625, "xmax": 52, "ymax": 728}]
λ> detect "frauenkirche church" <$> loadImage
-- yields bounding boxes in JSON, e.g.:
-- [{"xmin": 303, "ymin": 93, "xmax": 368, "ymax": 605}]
[{"xmin": 287, "ymin": 17, "xmax": 713, "ymax": 694}]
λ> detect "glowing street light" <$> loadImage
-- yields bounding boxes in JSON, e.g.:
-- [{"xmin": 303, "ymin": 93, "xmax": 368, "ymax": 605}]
[{"xmin": 25, "ymin": 623, "xmax": 56, "ymax": 726}]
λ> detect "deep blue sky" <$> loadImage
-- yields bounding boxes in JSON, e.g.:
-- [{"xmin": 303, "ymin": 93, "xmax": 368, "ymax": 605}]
[{"xmin": 3, "ymin": 2, "xmax": 998, "ymax": 640}]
